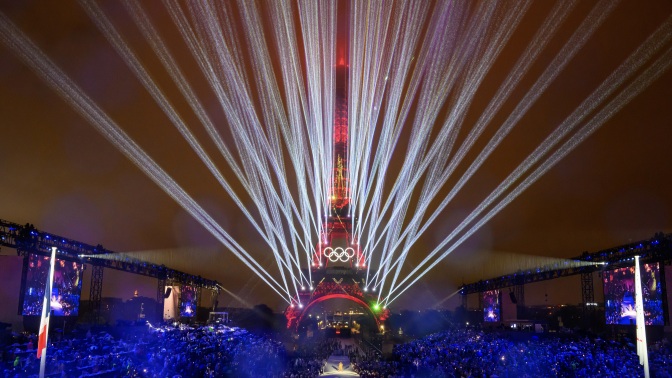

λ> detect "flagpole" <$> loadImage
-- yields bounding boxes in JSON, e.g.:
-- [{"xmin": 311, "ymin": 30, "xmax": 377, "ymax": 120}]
[
  {"xmin": 38, "ymin": 247, "xmax": 57, "ymax": 378},
  {"xmin": 634, "ymin": 255, "xmax": 650, "ymax": 378}
]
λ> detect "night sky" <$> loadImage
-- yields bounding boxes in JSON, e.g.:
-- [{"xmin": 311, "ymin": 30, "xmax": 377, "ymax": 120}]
[{"xmin": 0, "ymin": 1, "xmax": 671, "ymax": 313}]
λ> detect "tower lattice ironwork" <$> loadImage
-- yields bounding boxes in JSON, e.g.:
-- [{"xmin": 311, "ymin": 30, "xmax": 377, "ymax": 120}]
[{"xmin": 286, "ymin": 55, "xmax": 387, "ymax": 330}]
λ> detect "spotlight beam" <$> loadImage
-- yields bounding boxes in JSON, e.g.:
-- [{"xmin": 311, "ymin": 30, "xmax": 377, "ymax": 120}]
[
  {"xmin": 373, "ymin": 0, "xmax": 576, "ymax": 290},
  {"xmin": 166, "ymin": 0, "xmax": 338, "ymax": 287},
  {"xmin": 371, "ymin": 0, "xmax": 615, "ymax": 290},
  {"xmin": 367, "ymin": 0, "xmax": 536, "ymax": 287},
  {"xmin": 0, "ymin": 12, "xmax": 293, "ymax": 303},
  {"xmin": 363, "ymin": 0, "xmax": 529, "ymax": 261},
  {"xmin": 385, "ymin": 29, "xmax": 672, "ymax": 304},
  {"xmin": 85, "ymin": 1, "xmax": 310, "ymax": 293}
]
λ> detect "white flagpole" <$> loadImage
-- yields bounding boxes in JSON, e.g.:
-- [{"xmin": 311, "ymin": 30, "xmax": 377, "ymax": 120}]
[
  {"xmin": 38, "ymin": 247, "xmax": 57, "ymax": 378},
  {"xmin": 634, "ymin": 255, "xmax": 650, "ymax": 378}
]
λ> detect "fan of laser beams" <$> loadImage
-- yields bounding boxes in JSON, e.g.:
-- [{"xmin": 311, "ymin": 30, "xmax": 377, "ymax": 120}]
[{"xmin": 1, "ymin": 0, "xmax": 670, "ymax": 306}]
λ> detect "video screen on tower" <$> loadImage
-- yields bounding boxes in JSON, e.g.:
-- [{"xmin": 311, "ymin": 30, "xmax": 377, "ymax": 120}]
[
  {"xmin": 603, "ymin": 262, "xmax": 663, "ymax": 325},
  {"xmin": 483, "ymin": 290, "xmax": 500, "ymax": 322},
  {"xmin": 179, "ymin": 285, "xmax": 197, "ymax": 318},
  {"xmin": 21, "ymin": 254, "xmax": 83, "ymax": 316}
]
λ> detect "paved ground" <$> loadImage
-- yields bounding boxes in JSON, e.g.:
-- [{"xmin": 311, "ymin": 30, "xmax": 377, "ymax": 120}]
[
  {"xmin": 320, "ymin": 338, "xmax": 360, "ymax": 377},
  {"xmin": 320, "ymin": 355, "xmax": 358, "ymax": 377}
]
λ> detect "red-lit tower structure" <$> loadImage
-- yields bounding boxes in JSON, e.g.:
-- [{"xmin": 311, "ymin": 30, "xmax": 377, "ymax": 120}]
[
  {"xmin": 285, "ymin": 51, "xmax": 388, "ymax": 331},
  {"xmin": 310, "ymin": 59, "xmax": 364, "ymax": 270}
]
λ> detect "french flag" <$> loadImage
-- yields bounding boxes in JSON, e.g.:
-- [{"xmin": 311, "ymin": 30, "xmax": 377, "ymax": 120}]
[{"xmin": 37, "ymin": 247, "xmax": 57, "ymax": 363}]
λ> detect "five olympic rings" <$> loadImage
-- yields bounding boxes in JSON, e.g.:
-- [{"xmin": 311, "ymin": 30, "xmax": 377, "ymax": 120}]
[{"xmin": 323, "ymin": 247, "xmax": 356, "ymax": 262}]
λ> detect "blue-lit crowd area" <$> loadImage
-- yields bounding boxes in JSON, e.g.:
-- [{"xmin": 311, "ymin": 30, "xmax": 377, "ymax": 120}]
[
  {"xmin": 2, "ymin": 324, "xmax": 286, "ymax": 377},
  {"xmin": 1, "ymin": 224, "xmax": 671, "ymax": 377},
  {"xmin": 0, "ymin": 322, "xmax": 374, "ymax": 378},
  {"xmin": 354, "ymin": 328, "xmax": 672, "ymax": 378},
  {"xmin": 2, "ymin": 321, "xmax": 671, "ymax": 377}
]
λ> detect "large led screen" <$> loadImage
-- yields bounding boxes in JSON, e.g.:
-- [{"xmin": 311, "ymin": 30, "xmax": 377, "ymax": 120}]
[
  {"xmin": 483, "ymin": 289, "xmax": 500, "ymax": 322},
  {"xmin": 179, "ymin": 285, "xmax": 197, "ymax": 318},
  {"xmin": 603, "ymin": 262, "xmax": 663, "ymax": 325},
  {"xmin": 22, "ymin": 254, "xmax": 83, "ymax": 316}
]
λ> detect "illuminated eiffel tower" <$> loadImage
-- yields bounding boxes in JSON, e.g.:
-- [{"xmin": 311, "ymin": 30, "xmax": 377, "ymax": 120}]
[{"xmin": 284, "ymin": 51, "xmax": 388, "ymax": 331}]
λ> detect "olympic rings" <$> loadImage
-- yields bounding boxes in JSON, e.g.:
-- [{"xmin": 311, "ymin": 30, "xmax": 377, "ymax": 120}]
[{"xmin": 323, "ymin": 247, "xmax": 356, "ymax": 262}]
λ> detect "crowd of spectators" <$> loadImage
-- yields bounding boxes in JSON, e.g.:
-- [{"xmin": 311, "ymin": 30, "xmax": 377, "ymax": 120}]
[
  {"xmin": 2, "ymin": 324, "xmax": 288, "ymax": 378},
  {"xmin": 2, "ymin": 323, "xmax": 671, "ymax": 377},
  {"xmin": 354, "ymin": 327, "xmax": 672, "ymax": 378},
  {"xmin": 1, "ymin": 324, "xmax": 361, "ymax": 378},
  {"xmin": 283, "ymin": 338, "xmax": 340, "ymax": 378}
]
